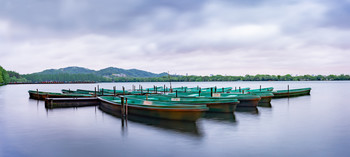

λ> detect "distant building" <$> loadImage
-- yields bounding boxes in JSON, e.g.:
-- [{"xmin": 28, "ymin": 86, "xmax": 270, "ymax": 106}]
[{"xmin": 112, "ymin": 73, "xmax": 127, "ymax": 77}]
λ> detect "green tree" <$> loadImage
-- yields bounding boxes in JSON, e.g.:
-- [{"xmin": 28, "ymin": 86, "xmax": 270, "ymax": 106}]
[
  {"xmin": 0, "ymin": 66, "xmax": 10, "ymax": 84},
  {"xmin": 0, "ymin": 69, "xmax": 3, "ymax": 84}
]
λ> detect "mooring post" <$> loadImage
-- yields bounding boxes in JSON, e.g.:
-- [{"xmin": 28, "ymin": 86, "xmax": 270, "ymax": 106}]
[
  {"xmin": 147, "ymin": 88, "xmax": 149, "ymax": 94},
  {"xmin": 222, "ymin": 87, "xmax": 224, "ymax": 93},
  {"xmin": 215, "ymin": 86, "xmax": 217, "ymax": 93},
  {"xmin": 123, "ymin": 86, "xmax": 125, "ymax": 95},
  {"xmin": 125, "ymin": 98, "xmax": 128, "ymax": 117},
  {"xmin": 94, "ymin": 87, "xmax": 97, "ymax": 97},
  {"xmin": 121, "ymin": 97, "xmax": 124, "ymax": 116},
  {"xmin": 211, "ymin": 88, "xmax": 213, "ymax": 97},
  {"xmin": 113, "ymin": 86, "xmax": 116, "ymax": 97},
  {"xmin": 288, "ymin": 85, "xmax": 290, "ymax": 97},
  {"xmin": 176, "ymin": 90, "xmax": 178, "ymax": 97},
  {"xmin": 199, "ymin": 89, "xmax": 201, "ymax": 96},
  {"xmin": 141, "ymin": 86, "xmax": 143, "ymax": 95},
  {"xmin": 155, "ymin": 86, "xmax": 157, "ymax": 93},
  {"xmin": 102, "ymin": 88, "xmax": 104, "ymax": 96},
  {"xmin": 97, "ymin": 85, "xmax": 99, "ymax": 92},
  {"xmin": 36, "ymin": 89, "xmax": 39, "ymax": 99},
  {"xmin": 164, "ymin": 84, "xmax": 166, "ymax": 93},
  {"xmin": 185, "ymin": 87, "xmax": 187, "ymax": 92},
  {"xmin": 260, "ymin": 85, "xmax": 262, "ymax": 91},
  {"xmin": 239, "ymin": 87, "xmax": 241, "ymax": 93}
]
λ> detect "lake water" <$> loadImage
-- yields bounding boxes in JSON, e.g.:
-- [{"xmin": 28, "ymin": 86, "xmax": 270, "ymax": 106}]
[{"xmin": 1, "ymin": 81, "xmax": 350, "ymax": 157}]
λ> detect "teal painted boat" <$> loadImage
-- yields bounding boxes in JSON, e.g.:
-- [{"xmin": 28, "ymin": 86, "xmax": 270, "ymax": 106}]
[
  {"xmin": 98, "ymin": 106, "xmax": 202, "ymax": 136},
  {"xmin": 100, "ymin": 88, "xmax": 132, "ymax": 95},
  {"xmin": 246, "ymin": 87, "xmax": 274, "ymax": 92},
  {"xmin": 28, "ymin": 90, "xmax": 93, "ymax": 100},
  {"xmin": 200, "ymin": 87, "xmax": 233, "ymax": 93},
  {"xmin": 166, "ymin": 92, "xmax": 261, "ymax": 107},
  {"xmin": 272, "ymin": 88, "xmax": 311, "ymax": 98},
  {"xmin": 124, "ymin": 94, "xmax": 239, "ymax": 113},
  {"xmin": 98, "ymin": 96, "xmax": 208, "ymax": 121},
  {"xmin": 235, "ymin": 90, "xmax": 274, "ymax": 103},
  {"xmin": 63, "ymin": 89, "xmax": 114, "ymax": 96},
  {"xmin": 250, "ymin": 92, "xmax": 274, "ymax": 103}
]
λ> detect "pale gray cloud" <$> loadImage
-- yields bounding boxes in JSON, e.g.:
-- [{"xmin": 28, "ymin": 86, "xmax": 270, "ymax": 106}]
[{"xmin": 0, "ymin": 0, "xmax": 349, "ymax": 75}]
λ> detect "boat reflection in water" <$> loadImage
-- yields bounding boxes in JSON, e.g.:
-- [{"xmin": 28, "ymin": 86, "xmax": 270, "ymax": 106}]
[
  {"xmin": 203, "ymin": 112, "xmax": 237, "ymax": 123},
  {"xmin": 235, "ymin": 106, "xmax": 259, "ymax": 115},
  {"xmin": 258, "ymin": 102, "xmax": 272, "ymax": 108},
  {"xmin": 99, "ymin": 106, "xmax": 202, "ymax": 137}
]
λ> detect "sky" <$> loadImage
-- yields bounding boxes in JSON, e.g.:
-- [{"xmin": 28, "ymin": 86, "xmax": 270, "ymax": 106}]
[{"xmin": 0, "ymin": 0, "xmax": 349, "ymax": 75}]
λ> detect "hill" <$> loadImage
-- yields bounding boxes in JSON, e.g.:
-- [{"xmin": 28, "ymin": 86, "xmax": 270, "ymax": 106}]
[
  {"xmin": 21, "ymin": 66, "xmax": 169, "ymax": 82},
  {"xmin": 34, "ymin": 66, "xmax": 167, "ymax": 78}
]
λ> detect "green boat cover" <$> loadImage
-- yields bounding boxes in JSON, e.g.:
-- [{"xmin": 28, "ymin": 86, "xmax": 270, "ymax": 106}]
[{"xmin": 99, "ymin": 96, "xmax": 208, "ymax": 110}]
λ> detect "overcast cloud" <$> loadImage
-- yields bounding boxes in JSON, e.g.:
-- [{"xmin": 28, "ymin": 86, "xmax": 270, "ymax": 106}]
[{"xmin": 0, "ymin": 0, "xmax": 349, "ymax": 75}]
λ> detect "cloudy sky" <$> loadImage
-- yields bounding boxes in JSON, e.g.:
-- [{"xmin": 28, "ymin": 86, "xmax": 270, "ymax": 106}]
[{"xmin": 0, "ymin": 0, "xmax": 349, "ymax": 75}]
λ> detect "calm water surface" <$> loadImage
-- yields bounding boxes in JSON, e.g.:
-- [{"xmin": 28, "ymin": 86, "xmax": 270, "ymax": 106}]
[{"xmin": 1, "ymin": 81, "xmax": 350, "ymax": 157}]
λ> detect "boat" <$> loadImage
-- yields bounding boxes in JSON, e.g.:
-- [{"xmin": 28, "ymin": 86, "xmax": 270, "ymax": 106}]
[
  {"xmin": 272, "ymin": 88, "xmax": 311, "ymax": 98},
  {"xmin": 28, "ymin": 90, "xmax": 93, "ymax": 100},
  {"xmin": 199, "ymin": 87, "xmax": 233, "ymax": 93},
  {"xmin": 99, "ymin": 107, "xmax": 202, "ymax": 136},
  {"xmin": 124, "ymin": 94, "xmax": 239, "ymax": 113},
  {"xmin": 246, "ymin": 87, "xmax": 274, "ymax": 92},
  {"xmin": 62, "ymin": 89, "xmax": 115, "ymax": 96},
  {"xmin": 245, "ymin": 92, "xmax": 274, "ymax": 103},
  {"xmin": 166, "ymin": 92, "xmax": 261, "ymax": 107},
  {"xmin": 98, "ymin": 96, "xmax": 208, "ymax": 121}
]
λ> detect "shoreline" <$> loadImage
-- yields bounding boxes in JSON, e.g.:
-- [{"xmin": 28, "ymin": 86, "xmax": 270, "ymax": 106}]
[{"xmin": 7, "ymin": 80, "xmax": 350, "ymax": 85}]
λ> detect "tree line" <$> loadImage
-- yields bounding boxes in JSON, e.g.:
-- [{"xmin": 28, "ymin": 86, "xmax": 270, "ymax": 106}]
[
  {"xmin": 19, "ymin": 73, "xmax": 350, "ymax": 83},
  {"xmin": 1, "ymin": 65, "xmax": 350, "ymax": 84},
  {"xmin": 0, "ymin": 66, "xmax": 10, "ymax": 85},
  {"xmin": 110, "ymin": 74, "xmax": 350, "ymax": 82}
]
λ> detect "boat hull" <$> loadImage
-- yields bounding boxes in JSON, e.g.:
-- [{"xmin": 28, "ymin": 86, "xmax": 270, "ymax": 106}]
[
  {"xmin": 259, "ymin": 96, "xmax": 273, "ymax": 103},
  {"xmin": 99, "ymin": 98, "xmax": 205, "ymax": 121},
  {"xmin": 29, "ymin": 91, "xmax": 92, "ymax": 100},
  {"xmin": 273, "ymin": 89, "xmax": 311, "ymax": 98},
  {"xmin": 236, "ymin": 97, "xmax": 261, "ymax": 107},
  {"xmin": 205, "ymin": 102, "xmax": 238, "ymax": 113}
]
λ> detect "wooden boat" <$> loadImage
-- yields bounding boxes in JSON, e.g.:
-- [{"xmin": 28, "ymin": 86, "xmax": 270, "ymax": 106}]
[
  {"xmin": 79, "ymin": 89, "xmax": 116, "ymax": 96},
  {"xmin": 124, "ymin": 94, "xmax": 239, "ymax": 113},
  {"xmin": 245, "ymin": 92, "xmax": 274, "ymax": 103},
  {"xmin": 245, "ymin": 87, "xmax": 274, "ymax": 103},
  {"xmin": 166, "ymin": 92, "xmax": 261, "ymax": 107},
  {"xmin": 99, "ymin": 106, "xmax": 202, "ymax": 136},
  {"xmin": 200, "ymin": 87, "xmax": 233, "ymax": 93},
  {"xmin": 272, "ymin": 88, "xmax": 311, "ymax": 98},
  {"xmin": 62, "ymin": 89, "xmax": 114, "ymax": 96},
  {"xmin": 98, "ymin": 96, "xmax": 208, "ymax": 121},
  {"xmin": 246, "ymin": 87, "xmax": 274, "ymax": 92},
  {"xmin": 28, "ymin": 90, "xmax": 93, "ymax": 100}
]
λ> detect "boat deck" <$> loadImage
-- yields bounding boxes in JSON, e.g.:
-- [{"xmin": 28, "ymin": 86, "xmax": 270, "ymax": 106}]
[{"xmin": 45, "ymin": 97, "xmax": 100, "ymax": 109}]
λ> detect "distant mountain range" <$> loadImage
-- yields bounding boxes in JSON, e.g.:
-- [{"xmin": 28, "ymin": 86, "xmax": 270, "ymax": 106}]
[{"xmin": 34, "ymin": 66, "xmax": 168, "ymax": 78}]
